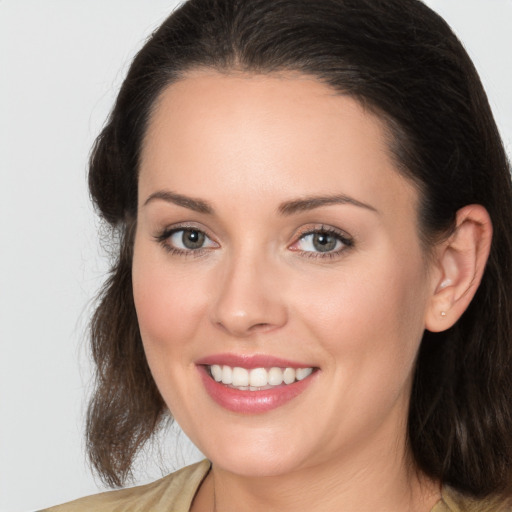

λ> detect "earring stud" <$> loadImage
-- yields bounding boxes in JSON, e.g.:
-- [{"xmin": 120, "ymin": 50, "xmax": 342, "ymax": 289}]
[{"xmin": 440, "ymin": 311, "xmax": 447, "ymax": 317}]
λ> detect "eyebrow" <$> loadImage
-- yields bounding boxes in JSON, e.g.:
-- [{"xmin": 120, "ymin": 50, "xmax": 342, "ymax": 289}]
[
  {"xmin": 143, "ymin": 190, "xmax": 378, "ymax": 216},
  {"xmin": 277, "ymin": 194, "xmax": 378, "ymax": 215},
  {"xmin": 143, "ymin": 190, "xmax": 213, "ymax": 214}
]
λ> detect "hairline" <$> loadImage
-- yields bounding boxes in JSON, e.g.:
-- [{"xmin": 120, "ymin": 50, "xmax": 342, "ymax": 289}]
[{"xmin": 137, "ymin": 65, "xmax": 444, "ymax": 259}]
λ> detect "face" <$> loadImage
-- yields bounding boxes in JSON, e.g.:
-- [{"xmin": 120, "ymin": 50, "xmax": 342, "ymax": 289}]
[{"xmin": 132, "ymin": 71, "xmax": 436, "ymax": 478}]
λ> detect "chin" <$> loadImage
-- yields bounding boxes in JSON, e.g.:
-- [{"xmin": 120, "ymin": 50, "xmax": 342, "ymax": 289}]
[
  {"xmin": 193, "ymin": 426, "xmax": 314, "ymax": 477},
  {"xmin": 209, "ymin": 449, "xmax": 303, "ymax": 477}
]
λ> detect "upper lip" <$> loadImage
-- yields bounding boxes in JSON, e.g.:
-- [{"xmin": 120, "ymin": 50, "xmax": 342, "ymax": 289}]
[{"xmin": 195, "ymin": 353, "xmax": 315, "ymax": 369}]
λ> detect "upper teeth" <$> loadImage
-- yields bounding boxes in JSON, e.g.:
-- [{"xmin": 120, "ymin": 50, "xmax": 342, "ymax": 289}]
[{"xmin": 209, "ymin": 365, "xmax": 313, "ymax": 389}]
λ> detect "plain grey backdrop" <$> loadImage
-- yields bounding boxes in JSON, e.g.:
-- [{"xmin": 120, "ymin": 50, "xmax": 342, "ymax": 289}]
[{"xmin": 1, "ymin": 1, "xmax": 511, "ymax": 511}]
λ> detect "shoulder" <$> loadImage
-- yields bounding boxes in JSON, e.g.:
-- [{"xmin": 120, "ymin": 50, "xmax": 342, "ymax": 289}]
[
  {"xmin": 432, "ymin": 486, "xmax": 512, "ymax": 512},
  {"xmin": 39, "ymin": 460, "xmax": 211, "ymax": 512}
]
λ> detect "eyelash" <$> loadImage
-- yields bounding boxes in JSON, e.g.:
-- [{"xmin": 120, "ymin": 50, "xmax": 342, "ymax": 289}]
[
  {"xmin": 154, "ymin": 225, "xmax": 218, "ymax": 258},
  {"xmin": 154, "ymin": 224, "xmax": 354, "ymax": 260},
  {"xmin": 290, "ymin": 225, "xmax": 354, "ymax": 260}
]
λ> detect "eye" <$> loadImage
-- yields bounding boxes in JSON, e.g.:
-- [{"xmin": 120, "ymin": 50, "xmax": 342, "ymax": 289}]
[
  {"xmin": 156, "ymin": 227, "xmax": 218, "ymax": 254},
  {"xmin": 170, "ymin": 229, "xmax": 209, "ymax": 250},
  {"xmin": 298, "ymin": 232, "xmax": 341, "ymax": 252},
  {"xmin": 290, "ymin": 226, "xmax": 353, "ymax": 257}
]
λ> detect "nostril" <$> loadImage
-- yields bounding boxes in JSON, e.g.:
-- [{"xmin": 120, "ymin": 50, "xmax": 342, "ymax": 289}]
[
  {"xmin": 210, "ymin": 279, "xmax": 289, "ymax": 336},
  {"xmin": 249, "ymin": 323, "xmax": 271, "ymax": 331},
  {"xmin": 213, "ymin": 320, "xmax": 276, "ymax": 337}
]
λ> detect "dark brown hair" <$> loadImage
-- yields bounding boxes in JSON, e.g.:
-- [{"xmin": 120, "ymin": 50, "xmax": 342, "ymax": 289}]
[{"xmin": 86, "ymin": 0, "xmax": 512, "ymax": 498}]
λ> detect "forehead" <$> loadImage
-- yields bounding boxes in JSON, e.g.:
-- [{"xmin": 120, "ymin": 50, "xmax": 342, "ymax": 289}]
[{"xmin": 139, "ymin": 71, "xmax": 418, "ymax": 219}]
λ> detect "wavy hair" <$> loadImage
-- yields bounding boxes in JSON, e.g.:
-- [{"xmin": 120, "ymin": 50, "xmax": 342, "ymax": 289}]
[{"xmin": 86, "ymin": 0, "xmax": 512, "ymax": 497}]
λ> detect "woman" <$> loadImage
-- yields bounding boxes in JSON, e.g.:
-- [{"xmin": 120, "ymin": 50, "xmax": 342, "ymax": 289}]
[{"xmin": 43, "ymin": 0, "xmax": 512, "ymax": 510}]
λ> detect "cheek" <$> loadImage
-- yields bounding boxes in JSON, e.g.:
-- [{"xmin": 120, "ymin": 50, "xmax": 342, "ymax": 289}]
[
  {"xmin": 294, "ymin": 249, "xmax": 429, "ymax": 385},
  {"xmin": 293, "ymin": 258, "xmax": 429, "ymax": 445},
  {"xmin": 131, "ymin": 243, "xmax": 216, "ymax": 424},
  {"xmin": 132, "ymin": 242, "xmax": 207, "ymax": 361}
]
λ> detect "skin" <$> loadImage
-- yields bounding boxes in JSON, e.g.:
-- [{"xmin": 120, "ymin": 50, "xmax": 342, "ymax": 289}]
[{"xmin": 132, "ymin": 71, "xmax": 482, "ymax": 511}]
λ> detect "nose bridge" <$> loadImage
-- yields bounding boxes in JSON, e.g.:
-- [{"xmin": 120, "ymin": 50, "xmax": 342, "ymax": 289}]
[{"xmin": 210, "ymin": 242, "xmax": 287, "ymax": 337}]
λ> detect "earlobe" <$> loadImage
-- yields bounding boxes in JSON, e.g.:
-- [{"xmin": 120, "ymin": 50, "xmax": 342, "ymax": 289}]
[{"xmin": 425, "ymin": 205, "xmax": 493, "ymax": 333}]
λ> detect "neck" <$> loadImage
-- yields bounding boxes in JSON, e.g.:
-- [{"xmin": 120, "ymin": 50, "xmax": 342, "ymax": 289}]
[{"xmin": 204, "ymin": 434, "xmax": 439, "ymax": 512}]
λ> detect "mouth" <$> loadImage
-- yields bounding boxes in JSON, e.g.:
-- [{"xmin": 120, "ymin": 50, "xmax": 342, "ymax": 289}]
[
  {"xmin": 196, "ymin": 355, "xmax": 318, "ymax": 413},
  {"xmin": 207, "ymin": 364, "xmax": 314, "ymax": 391}
]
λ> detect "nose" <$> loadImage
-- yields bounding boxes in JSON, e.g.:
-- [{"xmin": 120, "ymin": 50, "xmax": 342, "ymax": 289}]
[{"xmin": 210, "ymin": 250, "xmax": 288, "ymax": 338}]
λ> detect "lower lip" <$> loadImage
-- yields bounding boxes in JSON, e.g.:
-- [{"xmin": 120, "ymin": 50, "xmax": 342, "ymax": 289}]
[{"xmin": 198, "ymin": 366, "xmax": 317, "ymax": 414}]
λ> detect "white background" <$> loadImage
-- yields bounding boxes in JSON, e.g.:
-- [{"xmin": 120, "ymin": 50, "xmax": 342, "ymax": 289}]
[{"xmin": 0, "ymin": 1, "xmax": 511, "ymax": 511}]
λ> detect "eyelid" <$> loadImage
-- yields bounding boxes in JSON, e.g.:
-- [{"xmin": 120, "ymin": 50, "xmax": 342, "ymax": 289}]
[
  {"xmin": 170, "ymin": 229, "xmax": 218, "ymax": 249},
  {"xmin": 153, "ymin": 222, "xmax": 353, "ymax": 259},
  {"xmin": 153, "ymin": 222, "xmax": 219, "ymax": 255},
  {"xmin": 288, "ymin": 224, "xmax": 354, "ymax": 258}
]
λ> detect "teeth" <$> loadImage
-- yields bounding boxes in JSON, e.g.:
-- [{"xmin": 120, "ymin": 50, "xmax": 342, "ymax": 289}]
[
  {"xmin": 296, "ymin": 367, "xmax": 313, "ymax": 381},
  {"xmin": 268, "ymin": 367, "xmax": 283, "ymax": 386},
  {"xmin": 209, "ymin": 365, "xmax": 314, "ymax": 390},
  {"xmin": 221, "ymin": 365, "xmax": 233, "ymax": 384},
  {"xmin": 211, "ymin": 364, "xmax": 222, "ymax": 382},
  {"xmin": 283, "ymin": 367, "xmax": 295, "ymax": 384},
  {"xmin": 249, "ymin": 368, "xmax": 267, "ymax": 387},
  {"xmin": 232, "ymin": 367, "xmax": 249, "ymax": 387}
]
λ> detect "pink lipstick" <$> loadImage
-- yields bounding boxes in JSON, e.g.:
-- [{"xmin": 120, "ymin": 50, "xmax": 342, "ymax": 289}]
[{"xmin": 196, "ymin": 354, "xmax": 318, "ymax": 414}]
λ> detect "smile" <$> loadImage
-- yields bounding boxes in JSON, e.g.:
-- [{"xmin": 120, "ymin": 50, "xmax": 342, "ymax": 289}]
[
  {"xmin": 196, "ymin": 355, "xmax": 318, "ymax": 414},
  {"xmin": 208, "ymin": 364, "xmax": 314, "ymax": 390}
]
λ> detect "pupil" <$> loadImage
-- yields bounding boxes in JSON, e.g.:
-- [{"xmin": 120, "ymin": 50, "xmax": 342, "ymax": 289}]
[
  {"xmin": 182, "ymin": 229, "xmax": 205, "ymax": 249},
  {"xmin": 313, "ymin": 233, "xmax": 336, "ymax": 252}
]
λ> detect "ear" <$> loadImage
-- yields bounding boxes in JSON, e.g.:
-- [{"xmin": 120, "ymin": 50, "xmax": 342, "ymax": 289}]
[{"xmin": 425, "ymin": 204, "xmax": 493, "ymax": 333}]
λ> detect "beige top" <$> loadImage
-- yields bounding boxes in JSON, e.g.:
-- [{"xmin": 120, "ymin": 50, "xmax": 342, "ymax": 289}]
[{"xmin": 41, "ymin": 460, "xmax": 511, "ymax": 512}]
